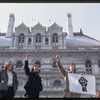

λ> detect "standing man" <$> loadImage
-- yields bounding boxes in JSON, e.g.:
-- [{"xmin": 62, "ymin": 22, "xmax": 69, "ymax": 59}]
[
  {"xmin": 24, "ymin": 53, "xmax": 43, "ymax": 98},
  {"xmin": 56, "ymin": 55, "xmax": 81, "ymax": 98}
]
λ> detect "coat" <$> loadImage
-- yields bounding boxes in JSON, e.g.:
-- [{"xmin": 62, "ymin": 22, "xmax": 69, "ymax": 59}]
[
  {"xmin": 56, "ymin": 60, "xmax": 80, "ymax": 98},
  {"xmin": 0, "ymin": 69, "xmax": 18, "ymax": 96},
  {"xmin": 24, "ymin": 60, "xmax": 43, "ymax": 98}
]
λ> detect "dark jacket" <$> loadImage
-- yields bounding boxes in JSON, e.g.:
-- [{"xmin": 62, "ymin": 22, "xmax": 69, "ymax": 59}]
[
  {"xmin": 56, "ymin": 60, "xmax": 80, "ymax": 98},
  {"xmin": 24, "ymin": 60, "xmax": 43, "ymax": 98},
  {"xmin": 0, "ymin": 69, "xmax": 18, "ymax": 96}
]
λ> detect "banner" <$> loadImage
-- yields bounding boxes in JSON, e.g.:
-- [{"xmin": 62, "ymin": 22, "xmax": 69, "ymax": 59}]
[{"xmin": 68, "ymin": 73, "xmax": 96, "ymax": 95}]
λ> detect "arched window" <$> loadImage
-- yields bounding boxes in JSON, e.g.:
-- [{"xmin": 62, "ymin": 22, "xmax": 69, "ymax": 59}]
[
  {"xmin": 98, "ymin": 60, "xmax": 100, "ymax": 68},
  {"xmin": 85, "ymin": 60, "xmax": 92, "ymax": 74},
  {"xmin": 35, "ymin": 61, "xmax": 41, "ymax": 68},
  {"xmin": 28, "ymin": 38, "xmax": 31, "ymax": 45},
  {"xmin": 53, "ymin": 80, "xmax": 61, "ymax": 87},
  {"xmin": 45, "ymin": 38, "xmax": 49, "ymax": 45},
  {"xmin": 18, "ymin": 33, "xmax": 24, "ymax": 46},
  {"xmin": 52, "ymin": 33, "xmax": 58, "ymax": 46},
  {"xmin": 16, "ymin": 61, "xmax": 23, "ymax": 69},
  {"xmin": 35, "ymin": 33, "xmax": 41, "ymax": 46},
  {"xmin": 53, "ymin": 61, "xmax": 57, "ymax": 68}
]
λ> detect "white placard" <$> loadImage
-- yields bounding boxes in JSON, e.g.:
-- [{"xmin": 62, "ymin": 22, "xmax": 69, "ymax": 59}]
[{"xmin": 68, "ymin": 73, "xmax": 96, "ymax": 95}]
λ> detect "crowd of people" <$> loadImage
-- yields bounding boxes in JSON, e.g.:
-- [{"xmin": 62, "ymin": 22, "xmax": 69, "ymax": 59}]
[
  {"xmin": 0, "ymin": 53, "xmax": 43, "ymax": 98},
  {"xmin": 0, "ymin": 54, "xmax": 99, "ymax": 98}
]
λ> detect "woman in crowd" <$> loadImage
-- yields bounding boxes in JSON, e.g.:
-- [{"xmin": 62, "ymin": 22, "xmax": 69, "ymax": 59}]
[
  {"xmin": 56, "ymin": 55, "xmax": 84, "ymax": 98},
  {"xmin": 24, "ymin": 53, "xmax": 43, "ymax": 98},
  {"xmin": 0, "ymin": 61, "xmax": 18, "ymax": 98}
]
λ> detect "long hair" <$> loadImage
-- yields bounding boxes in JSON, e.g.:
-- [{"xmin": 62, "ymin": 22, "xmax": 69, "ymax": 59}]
[
  {"xmin": 30, "ymin": 64, "xmax": 40, "ymax": 73},
  {"xmin": 4, "ymin": 61, "xmax": 14, "ymax": 71},
  {"xmin": 68, "ymin": 63, "xmax": 76, "ymax": 73}
]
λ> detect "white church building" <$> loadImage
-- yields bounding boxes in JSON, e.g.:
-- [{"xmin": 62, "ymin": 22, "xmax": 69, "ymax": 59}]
[{"xmin": 0, "ymin": 13, "xmax": 100, "ymax": 98}]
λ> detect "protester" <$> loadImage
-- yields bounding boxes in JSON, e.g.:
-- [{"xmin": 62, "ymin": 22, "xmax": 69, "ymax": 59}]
[
  {"xmin": 56, "ymin": 55, "xmax": 84, "ymax": 98},
  {"xmin": 0, "ymin": 61, "xmax": 18, "ymax": 98},
  {"xmin": 24, "ymin": 53, "xmax": 43, "ymax": 98}
]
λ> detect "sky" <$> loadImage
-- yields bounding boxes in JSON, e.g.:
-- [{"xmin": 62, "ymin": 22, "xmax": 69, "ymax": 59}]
[{"xmin": 0, "ymin": 3, "xmax": 100, "ymax": 40}]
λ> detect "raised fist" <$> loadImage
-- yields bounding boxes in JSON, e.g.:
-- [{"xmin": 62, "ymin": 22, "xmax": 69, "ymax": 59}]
[
  {"xmin": 56, "ymin": 55, "xmax": 59, "ymax": 61},
  {"xmin": 26, "ymin": 53, "xmax": 30, "ymax": 59},
  {"xmin": 79, "ymin": 77, "xmax": 88, "ymax": 92}
]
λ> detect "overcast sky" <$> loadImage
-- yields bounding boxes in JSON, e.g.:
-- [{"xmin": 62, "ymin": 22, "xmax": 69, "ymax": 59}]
[{"xmin": 0, "ymin": 3, "xmax": 100, "ymax": 40}]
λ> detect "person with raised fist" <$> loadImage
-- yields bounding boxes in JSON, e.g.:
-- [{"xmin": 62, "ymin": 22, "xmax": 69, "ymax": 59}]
[
  {"xmin": 24, "ymin": 53, "xmax": 43, "ymax": 98},
  {"xmin": 56, "ymin": 55, "xmax": 81, "ymax": 98}
]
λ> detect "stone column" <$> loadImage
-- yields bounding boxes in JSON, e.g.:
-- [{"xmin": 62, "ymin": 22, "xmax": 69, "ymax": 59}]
[
  {"xmin": 10, "ymin": 36, "xmax": 14, "ymax": 49},
  {"xmin": 24, "ymin": 36, "xmax": 28, "ymax": 49},
  {"xmin": 48, "ymin": 36, "xmax": 51, "ymax": 49},
  {"xmin": 31, "ymin": 36, "xmax": 34, "ymax": 49},
  {"xmin": 63, "ymin": 35, "xmax": 67, "ymax": 49},
  {"xmin": 50, "ymin": 35, "xmax": 53, "ymax": 49},
  {"xmin": 13, "ymin": 36, "xmax": 18, "ymax": 49},
  {"xmin": 92, "ymin": 64, "xmax": 99, "ymax": 74},
  {"xmin": 42, "ymin": 36, "xmax": 45, "ymax": 49},
  {"xmin": 58, "ymin": 36, "xmax": 63, "ymax": 49},
  {"xmin": 33, "ymin": 36, "xmax": 35, "ymax": 49}
]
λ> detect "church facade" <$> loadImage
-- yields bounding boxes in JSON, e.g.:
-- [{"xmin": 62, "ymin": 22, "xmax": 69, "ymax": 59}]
[{"xmin": 0, "ymin": 13, "xmax": 100, "ymax": 98}]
